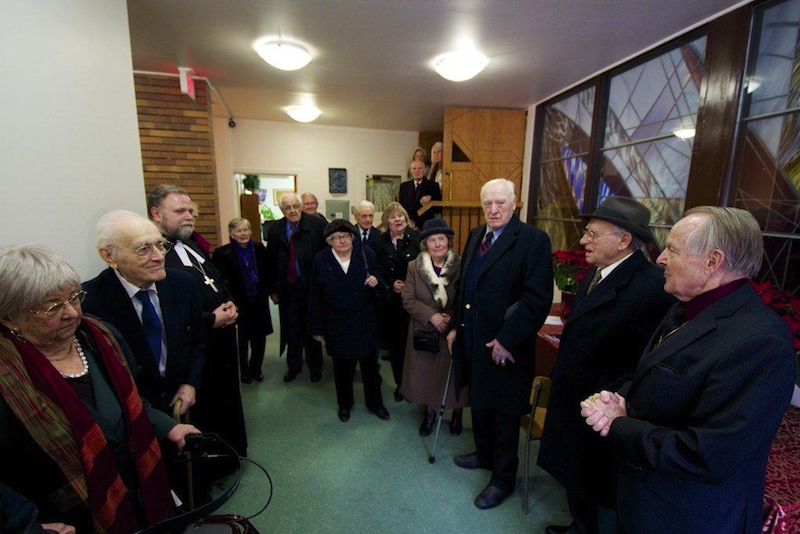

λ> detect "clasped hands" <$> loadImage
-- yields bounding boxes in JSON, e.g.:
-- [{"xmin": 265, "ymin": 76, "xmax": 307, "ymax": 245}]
[{"xmin": 580, "ymin": 390, "xmax": 627, "ymax": 437}]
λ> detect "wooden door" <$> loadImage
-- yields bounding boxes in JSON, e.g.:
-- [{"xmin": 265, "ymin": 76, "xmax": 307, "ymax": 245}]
[{"xmin": 442, "ymin": 107, "xmax": 527, "ymax": 252}]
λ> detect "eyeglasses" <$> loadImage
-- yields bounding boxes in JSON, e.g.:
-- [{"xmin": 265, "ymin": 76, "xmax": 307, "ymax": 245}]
[
  {"xmin": 582, "ymin": 228, "xmax": 621, "ymax": 242},
  {"xmin": 126, "ymin": 241, "xmax": 172, "ymax": 258},
  {"xmin": 282, "ymin": 204, "xmax": 301, "ymax": 212},
  {"xmin": 30, "ymin": 290, "xmax": 87, "ymax": 317}
]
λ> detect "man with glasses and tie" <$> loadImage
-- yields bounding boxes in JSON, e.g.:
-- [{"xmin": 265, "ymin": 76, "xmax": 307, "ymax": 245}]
[
  {"xmin": 265, "ymin": 192, "xmax": 326, "ymax": 383},
  {"xmin": 354, "ymin": 200, "xmax": 382, "ymax": 253},
  {"xmin": 447, "ymin": 178, "xmax": 553, "ymax": 510},
  {"xmin": 538, "ymin": 196, "xmax": 674, "ymax": 534},
  {"xmin": 83, "ymin": 210, "xmax": 205, "ymax": 417},
  {"xmin": 147, "ymin": 184, "xmax": 248, "ymax": 456}
]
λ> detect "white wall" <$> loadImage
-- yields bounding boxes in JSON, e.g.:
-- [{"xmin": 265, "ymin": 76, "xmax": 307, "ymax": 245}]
[
  {"xmin": 213, "ymin": 118, "xmax": 418, "ymax": 228},
  {"xmin": 0, "ymin": 0, "xmax": 144, "ymax": 279}
]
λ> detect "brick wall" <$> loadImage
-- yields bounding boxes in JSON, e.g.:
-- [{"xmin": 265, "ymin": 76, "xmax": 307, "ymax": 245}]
[{"xmin": 134, "ymin": 73, "xmax": 220, "ymax": 248}]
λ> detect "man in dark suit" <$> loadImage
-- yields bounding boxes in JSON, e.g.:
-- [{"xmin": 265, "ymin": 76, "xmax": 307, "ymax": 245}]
[
  {"xmin": 354, "ymin": 200, "xmax": 382, "ymax": 253},
  {"xmin": 582, "ymin": 206, "xmax": 796, "ymax": 533},
  {"xmin": 147, "ymin": 184, "xmax": 248, "ymax": 456},
  {"xmin": 83, "ymin": 210, "xmax": 205, "ymax": 416},
  {"xmin": 265, "ymin": 192, "xmax": 327, "ymax": 382},
  {"xmin": 538, "ymin": 197, "xmax": 675, "ymax": 534},
  {"xmin": 447, "ymin": 178, "xmax": 553, "ymax": 510},
  {"xmin": 399, "ymin": 160, "xmax": 441, "ymax": 230}
]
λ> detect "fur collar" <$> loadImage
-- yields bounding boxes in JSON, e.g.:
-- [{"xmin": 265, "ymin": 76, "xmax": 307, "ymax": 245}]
[{"xmin": 416, "ymin": 250, "xmax": 458, "ymax": 310}]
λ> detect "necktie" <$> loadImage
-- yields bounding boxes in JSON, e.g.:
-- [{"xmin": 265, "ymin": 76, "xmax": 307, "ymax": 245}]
[
  {"xmin": 478, "ymin": 231, "xmax": 493, "ymax": 256},
  {"xmin": 653, "ymin": 303, "xmax": 685, "ymax": 348},
  {"xmin": 362, "ymin": 229, "xmax": 369, "ymax": 243},
  {"xmin": 287, "ymin": 223, "xmax": 297, "ymax": 284},
  {"xmin": 135, "ymin": 290, "xmax": 163, "ymax": 366},
  {"xmin": 586, "ymin": 269, "xmax": 603, "ymax": 294}
]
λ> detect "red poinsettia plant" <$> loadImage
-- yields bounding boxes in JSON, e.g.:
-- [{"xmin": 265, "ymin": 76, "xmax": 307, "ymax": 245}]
[
  {"xmin": 552, "ymin": 249, "xmax": 590, "ymax": 293},
  {"xmin": 751, "ymin": 280, "xmax": 800, "ymax": 351}
]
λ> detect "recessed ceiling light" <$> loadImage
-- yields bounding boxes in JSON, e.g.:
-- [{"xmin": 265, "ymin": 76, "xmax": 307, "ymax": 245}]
[
  {"xmin": 434, "ymin": 50, "xmax": 489, "ymax": 82},
  {"xmin": 673, "ymin": 128, "xmax": 696, "ymax": 139},
  {"xmin": 254, "ymin": 40, "xmax": 312, "ymax": 71},
  {"xmin": 286, "ymin": 105, "xmax": 321, "ymax": 123}
]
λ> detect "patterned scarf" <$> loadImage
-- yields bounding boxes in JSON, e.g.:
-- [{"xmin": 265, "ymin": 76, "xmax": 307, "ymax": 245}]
[
  {"xmin": 0, "ymin": 318, "xmax": 172, "ymax": 532},
  {"xmin": 416, "ymin": 249, "xmax": 459, "ymax": 310},
  {"xmin": 232, "ymin": 237, "xmax": 259, "ymax": 300}
]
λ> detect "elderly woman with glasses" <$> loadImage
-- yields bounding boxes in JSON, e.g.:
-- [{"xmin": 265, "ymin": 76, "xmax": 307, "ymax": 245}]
[
  {"xmin": 0, "ymin": 245, "xmax": 199, "ymax": 532},
  {"xmin": 309, "ymin": 219, "xmax": 390, "ymax": 423}
]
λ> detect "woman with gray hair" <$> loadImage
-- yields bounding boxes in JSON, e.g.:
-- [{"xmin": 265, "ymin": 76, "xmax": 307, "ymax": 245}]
[
  {"xmin": 401, "ymin": 219, "xmax": 469, "ymax": 436},
  {"xmin": 0, "ymin": 245, "xmax": 198, "ymax": 532}
]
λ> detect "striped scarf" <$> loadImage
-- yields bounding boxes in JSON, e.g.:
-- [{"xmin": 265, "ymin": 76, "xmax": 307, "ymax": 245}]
[{"xmin": 0, "ymin": 318, "xmax": 172, "ymax": 532}]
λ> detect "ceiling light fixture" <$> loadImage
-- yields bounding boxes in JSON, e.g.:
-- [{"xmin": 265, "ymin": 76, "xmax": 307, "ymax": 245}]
[
  {"xmin": 434, "ymin": 50, "xmax": 489, "ymax": 82},
  {"xmin": 254, "ymin": 40, "xmax": 312, "ymax": 71},
  {"xmin": 673, "ymin": 127, "xmax": 696, "ymax": 139},
  {"xmin": 286, "ymin": 105, "xmax": 321, "ymax": 123}
]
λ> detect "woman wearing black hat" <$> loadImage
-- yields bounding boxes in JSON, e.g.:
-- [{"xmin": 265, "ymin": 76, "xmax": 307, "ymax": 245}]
[
  {"xmin": 309, "ymin": 219, "xmax": 390, "ymax": 422},
  {"xmin": 401, "ymin": 219, "xmax": 469, "ymax": 436}
]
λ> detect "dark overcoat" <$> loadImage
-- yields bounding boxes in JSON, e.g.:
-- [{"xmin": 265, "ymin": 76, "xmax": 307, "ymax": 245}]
[
  {"xmin": 212, "ymin": 241, "xmax": 274, "ymax": 337},
  {"xmin": 451, "ymin": 216, "xmax": 553, "ymax": 415},
  {"xmin": 537, "ymin": 250, "xmax": 675, "ymax": 505},
  {"xmin": 610, "ymin": 283, "xmax": 796, "ymax": 533},
  {"xmin": 398, "ymin": 179, "xmax": 442, "ymax": 229},
  {"xmin": 308, "ymin": 246, "xmax": 385, "ymax": 360}
]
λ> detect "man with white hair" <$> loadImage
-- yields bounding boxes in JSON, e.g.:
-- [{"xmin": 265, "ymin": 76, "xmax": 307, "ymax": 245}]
[
  {"xmin": 581, "ymin": 206, "xmax": 796, "ymax": 533},
  {"xmin": 354, "ymin": 200, "xmax": 382, "ymax": 253},
  {"xmin": 83, "ymin": 210, "xmax": 205, "ymax": 416}
]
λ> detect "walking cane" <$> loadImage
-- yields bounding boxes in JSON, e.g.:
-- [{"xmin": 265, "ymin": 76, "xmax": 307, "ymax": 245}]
[{"xmin": 429, "ymin": 357, "xmax": 454, "ymax": 464}]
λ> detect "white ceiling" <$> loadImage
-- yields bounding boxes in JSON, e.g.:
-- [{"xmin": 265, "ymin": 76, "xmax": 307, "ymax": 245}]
[{"xmin": 127, "ymin": 0, "xmax": 748, "ymax": 133}]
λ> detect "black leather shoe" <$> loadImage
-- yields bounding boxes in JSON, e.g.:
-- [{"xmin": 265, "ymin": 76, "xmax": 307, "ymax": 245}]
[
  {"xmin": 454, "ymin": 452, "xmax": 490, "ymax": 470},
  {"xmin": 419, "ymin": 414, "xmax": 436, "ymax": 436},
  {"xmin": 283, "ymin": 371, "xmax": 298, "ymax": 383},
  {"xmin": 252, "ymin": 373, "xmax": 264, "ymax": 382},
  {"xmin": 373, "ymin": 406, "xmax": 390, "ymax": 420},
  {"xmin": 449, "ymin": 409, "xmax": 463, "ymax": 435},
  {"xmin": 240, "ymin": 374, "xmax": 252, "ymax": 384},
  {"xmin": 545, "ymin": 525, "xmax": 571, "ymax": 534},
  {"xmin": 393, "ymin": 387, "xmax": 404, "ymax": 402},
  {"xmin": 474, "ymin": 484, "xmax": 512, "ymax": 510},
  {"xmin": 338, "ymin": 409, "xmax": 350, "ymax": 422},
  {"xmin": 310, "ymin": 371, "xmax": 322, "ymax": 382}
]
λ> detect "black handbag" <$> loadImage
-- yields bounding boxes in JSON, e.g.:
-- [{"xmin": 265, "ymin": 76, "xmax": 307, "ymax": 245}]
[{"xmin": 413, "ymin": 329, "xmax": 440, "ymax": 353}]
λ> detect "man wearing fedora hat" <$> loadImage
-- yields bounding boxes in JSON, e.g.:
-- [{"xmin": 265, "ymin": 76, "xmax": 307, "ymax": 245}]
[{"xmin": 538, "ymin": 196, "xmax": 675, "ymax": 534}]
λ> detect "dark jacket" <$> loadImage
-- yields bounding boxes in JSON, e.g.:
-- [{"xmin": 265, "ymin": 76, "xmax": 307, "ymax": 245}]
[
  {"xmin": 610, "ymin": 283, "xmax": 796, "ymax": 533},
  {"xmin": 451, "ymin": 216, "xmax": 553, "ymax": 415},
  {"xmin": 309, "ymin": 247, "xmax": 385, "ymax": 360},
  {"xmin": 538, "ymin": 250, "xmax": 675, "ymax": 505},
  {"xmin": 398, "ymin": 179, "xmax": 442, "ymax": 229},
  {"xmin": 377, "ymin": 227, "xmax": 420, "ymax": 305},
  {"xmin": 265, "ymin": 212, "xmax": 327, "ymax": 295},
  {"xmin": 82, "ymin": 268, "xmax": 206, "ymax": 411},
  {"xmin": 212, "ymin": 241, "xmax": 273, "ymax": 336}
]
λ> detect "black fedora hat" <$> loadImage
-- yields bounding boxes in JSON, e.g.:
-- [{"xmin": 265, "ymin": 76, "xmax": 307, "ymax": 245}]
[
  {"xmin": 580, "ymin": 196, "xmax": 654, "ymax": 242},
  {"xmin": 323, "ymin": 218, "xmax": 357, "ymax": 239},
  {"xmin": 418, "ymin": 219, "xmax": 454, "ymax": 241}
]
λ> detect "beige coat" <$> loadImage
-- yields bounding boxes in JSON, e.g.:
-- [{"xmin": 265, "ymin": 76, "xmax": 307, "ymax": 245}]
[{"xmin": 400, "ymin": 250, "xmax": 469, "ymax": 408}]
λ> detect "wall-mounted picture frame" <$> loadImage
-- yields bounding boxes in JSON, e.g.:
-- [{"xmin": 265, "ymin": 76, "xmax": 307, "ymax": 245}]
[
  {"xmin": 273, "ymin": 188, "xmax": 294, "ymax": 204},
  {"xmin": 328, "ymin": 168, "xmax": 348, "ymax": 194}
]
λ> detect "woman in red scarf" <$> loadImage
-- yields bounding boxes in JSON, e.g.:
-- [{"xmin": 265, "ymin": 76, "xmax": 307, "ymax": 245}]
[{"xmin": 0, "ymin": 245, "xmax": 199, "ymax": 533}]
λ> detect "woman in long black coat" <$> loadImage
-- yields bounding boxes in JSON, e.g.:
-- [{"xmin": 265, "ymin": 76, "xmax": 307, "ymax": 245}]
[
  {"xmin": 376, "ymin": 202, "xmax": 419, "ymax": 401},
  {"xmin": 212, "ymin": 218, "xmax": 273, "ymax": 383},
  {"xmin": 309, "ymin": 219, "xmax": 390, "ymax": 423}
]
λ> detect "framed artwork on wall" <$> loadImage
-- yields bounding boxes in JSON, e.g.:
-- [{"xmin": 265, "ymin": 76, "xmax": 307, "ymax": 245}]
[{"xmin": 329, "ymin": 168, "xmax": 347, "ymax": 193}]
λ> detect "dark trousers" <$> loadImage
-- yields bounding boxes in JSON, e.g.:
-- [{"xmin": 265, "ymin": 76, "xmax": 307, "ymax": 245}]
[
  {"xmin": 472, "ymin": 408, "xmax": 519, "ymax": 491},
  {"xmin": 283, "ymin": 286, "xmax": 322, "ymax": 375},
  {"xmin": 382, "ymin": 300, "xmax": 408, "ymax": 387},
  {"xmin": 237, "ymin": 328, "xmax": 266, "ymax": 376},
  {"xmin": 332, "ymin": 356, "xmax": 384, "ymax": 411}
]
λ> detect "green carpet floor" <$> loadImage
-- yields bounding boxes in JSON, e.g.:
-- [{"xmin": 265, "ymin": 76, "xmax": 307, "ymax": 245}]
[{"xmin": 214, "ymin": 327, "xmax": 570, "ymax": 532}]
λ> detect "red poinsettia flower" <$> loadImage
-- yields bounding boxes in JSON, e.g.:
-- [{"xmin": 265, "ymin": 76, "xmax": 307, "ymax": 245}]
[
  {"xmin": 552, "ymin": 249, "xmax": 590, "ymax": 293},
  {"xmin": 750, "ymin": 280, "xmax": 800, "ymax": 351}
]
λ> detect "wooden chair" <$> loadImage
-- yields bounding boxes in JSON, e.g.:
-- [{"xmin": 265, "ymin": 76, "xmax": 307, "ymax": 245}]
[{"xmin": 520, "ymin": 376, "xmax": 552, "ymax": 514}]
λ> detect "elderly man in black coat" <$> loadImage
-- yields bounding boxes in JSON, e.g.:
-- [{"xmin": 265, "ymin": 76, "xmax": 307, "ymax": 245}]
[
  {"xmin": 538, "ymin": 197, "xmax": 675, "ymax": 534},
  {"xmin": 447, "ymin": 178, "xmax": 553, "ymax": 510}
]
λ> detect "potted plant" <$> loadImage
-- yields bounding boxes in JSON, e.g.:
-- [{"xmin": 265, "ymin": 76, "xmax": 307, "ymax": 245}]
[{"xmin": 552, "ymin": 248, "xmax": 590, "ymax": 320}]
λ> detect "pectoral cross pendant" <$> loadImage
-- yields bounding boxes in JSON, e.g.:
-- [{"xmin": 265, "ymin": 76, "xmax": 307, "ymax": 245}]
[{"xmin": 203, "ymin": 274, "xmax": 218, "ymax": 293}]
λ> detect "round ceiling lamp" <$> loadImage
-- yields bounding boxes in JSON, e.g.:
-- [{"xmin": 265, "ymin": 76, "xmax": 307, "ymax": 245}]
[
  {"xmin": 434, "ymin": 50, "xmax": 489, "ymax": 82},
  {"xmin": 286, "ymin": 104, "xmax": 321, "ymax": 123},
  {"xmin": 254, "ymin": 40, "xmax": 312, "ymax": 71}
]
